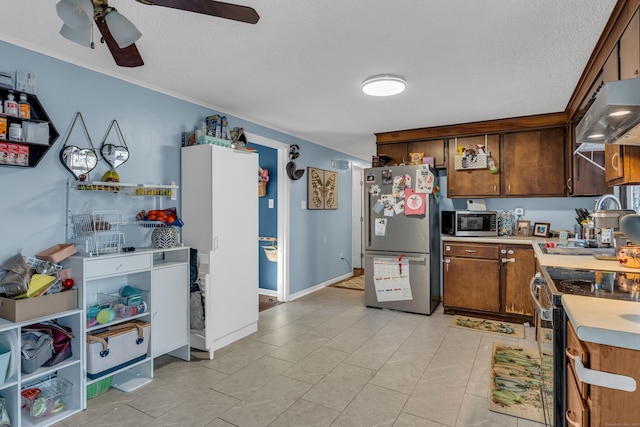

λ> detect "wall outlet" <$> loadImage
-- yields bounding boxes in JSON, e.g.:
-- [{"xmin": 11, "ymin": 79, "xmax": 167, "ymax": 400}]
[
  {"xmin": 515, "ymin": 207, "xmax": 524, "ymax": 216},
  {"xmin": 339, "ymin": 252, "xmax": 343, "ymax": 260}
]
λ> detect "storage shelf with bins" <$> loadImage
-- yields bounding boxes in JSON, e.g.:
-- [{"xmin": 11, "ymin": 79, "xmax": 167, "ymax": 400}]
[
  {"xmin": 0, "ymin": 88, "xmax": 59, "ymax": 168},
  {"xmin": 65, "ymin": 246, "xmax": 190, "ymax": 408},
  {"xmin": 0, "ymin": 309, "xmax": 83, "ymax": 427}
]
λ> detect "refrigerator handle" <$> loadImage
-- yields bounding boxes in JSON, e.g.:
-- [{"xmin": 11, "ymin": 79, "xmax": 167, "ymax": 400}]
[{"xmin": 367, "ymin": 193, "xmax": 371, "ymax": 246}]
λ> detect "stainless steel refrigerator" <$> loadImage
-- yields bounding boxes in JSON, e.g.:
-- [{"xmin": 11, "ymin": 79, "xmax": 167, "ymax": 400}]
[{"xmin": 363, "ymin": 165, "xmax": 440, "ymax": 315}]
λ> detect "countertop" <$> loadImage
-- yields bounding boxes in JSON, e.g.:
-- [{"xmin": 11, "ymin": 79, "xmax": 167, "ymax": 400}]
[
  {"xmin": 562, "ymin": 294, "xmax": 640, "ymax": 350},
  {"xmin": 442, "ymin": 234, "xmax": 640, "ymax": 350}
]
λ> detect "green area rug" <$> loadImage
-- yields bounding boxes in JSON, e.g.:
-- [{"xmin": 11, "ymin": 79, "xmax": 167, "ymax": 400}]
[{"xmin": 489, "ymin": 343, "xmax": 550, "ymax": 424}]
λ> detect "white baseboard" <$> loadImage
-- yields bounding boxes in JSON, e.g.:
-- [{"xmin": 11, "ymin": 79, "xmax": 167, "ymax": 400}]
[{"xmin": 288, "ymin": 272, "xmax": 354, "ymax": 301}]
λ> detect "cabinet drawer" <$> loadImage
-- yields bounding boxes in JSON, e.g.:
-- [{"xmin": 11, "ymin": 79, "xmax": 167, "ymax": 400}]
[
  {"xmin": 443, "ymin": 243, "xmax": 499, "ymax": 259},
  {"xmin": 566, "ymin": 364, "xmax": 589, "ymax": 427},
  {"xmin": 86, "ymin": 253, "xmax": 151, "ymax": 278},
  {"xmin": 566, "ymin": 320, "xmax": 589, "ymax": 398}
]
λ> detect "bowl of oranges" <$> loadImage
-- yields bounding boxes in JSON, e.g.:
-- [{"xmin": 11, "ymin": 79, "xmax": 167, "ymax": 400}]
[{"xmin": 136, "ymin": 208, "xmax": 184, "ymax": 227}]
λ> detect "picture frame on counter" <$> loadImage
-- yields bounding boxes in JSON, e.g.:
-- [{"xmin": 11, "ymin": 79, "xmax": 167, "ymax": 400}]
[
  {"xmin": 533, "ymin": 222, "xmax": 550, "ymax": 237},
  {"xmin": 516, "ymin": 220, "xmax": 531, "ymax": 237}
]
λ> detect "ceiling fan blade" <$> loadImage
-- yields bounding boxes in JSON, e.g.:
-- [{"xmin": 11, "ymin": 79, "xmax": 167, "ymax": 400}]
[
  {"xmin": 138, "ymin": 0, "xmax": 259, "ymax": 24},
  {"xmin": 95, "ymin": 17, "xmax": 144, "ymax": 67}
]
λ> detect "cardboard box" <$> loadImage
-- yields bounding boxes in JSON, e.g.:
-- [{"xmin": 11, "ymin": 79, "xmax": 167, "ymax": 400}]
[
  {"xmin": 36, "ymin": 244, "xmax": 77, "ymax": 263},
  {"xmin": 0, "ymin": 290, "xmax": 77, "ymax": 323}
]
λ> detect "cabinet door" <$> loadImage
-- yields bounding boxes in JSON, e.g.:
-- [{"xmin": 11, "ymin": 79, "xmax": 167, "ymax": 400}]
[
  {"xmin": 572, "ymin": 146, "xmax": 607, "ymax": 196},
  {"xmin": 606, "ymin": 145, "xmax": 640, "ymax": 185},
  {"xmin": 503, "ymin": 128, "xmax": 565, "ymax": 196},
  {"xmin": 377, "ymin": 143, "xmax": 408, "ymax": 166},
  {"xmin": 446, "ymin": 135, "xmax": 501, "ymax": 198},
  {"xmin": 408, "ymin": 139, "xmax": 447, "ymax": 168},
  {"xmin": 443, "ymin": 257, "xmax": 500, "ymax": 313},
  {"xmin": 585, "ymin": 339, "xmax": 640, "ymax": 426},
  {"xmin": 605, "ymin": 144, "xmax": 624, "ymax": 182},
  {"xmin": 503, "ymin": 246, "xmax": 535, "ymax": 317},
  {"xmin": 151, "ymin": 264, "xmax": 189, "ymax": 357},
  {"xmin": 619, "ymin": 9, "xmax": 640, "ymax": 80}
]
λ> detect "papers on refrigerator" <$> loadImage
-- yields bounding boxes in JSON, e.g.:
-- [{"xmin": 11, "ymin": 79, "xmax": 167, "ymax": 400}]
[{"xmin": 373, "ymin": 257, "xmax": 413, "ymax": 302}]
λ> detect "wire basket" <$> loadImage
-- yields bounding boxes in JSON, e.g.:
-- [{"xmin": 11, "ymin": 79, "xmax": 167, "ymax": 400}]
[
  {"xmin": 21, "ymin": 375, "xmax": 73, "ymax": 420},
  {"xmin": 71, "ymin": 210, "xmax": 124, "ymax": 235},
  {"xmin": 73, "ymin": 231, "xmax": 125, "ymax": 256},
  {"xmin": 70, "ymin": 210, "xmax": 125, "ymax": 255}
]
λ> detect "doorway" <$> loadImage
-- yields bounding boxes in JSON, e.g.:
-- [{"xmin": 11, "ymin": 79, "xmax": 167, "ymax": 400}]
[{"xmin": 246, "ymin": 133, "xmax": 291, "ymax": 302}]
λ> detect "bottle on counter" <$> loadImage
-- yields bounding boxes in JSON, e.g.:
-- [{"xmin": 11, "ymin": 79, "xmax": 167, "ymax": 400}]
[
  {"xmin": 18, "ymin": 93, "xmax": 30, "ymax": 119},
  {"xmin": 3, "ymin": 92, "xmax": 17, "ymax": 117}
]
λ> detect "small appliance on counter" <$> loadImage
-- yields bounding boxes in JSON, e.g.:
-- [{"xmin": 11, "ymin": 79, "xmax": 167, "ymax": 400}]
[{"xmin": 441, "ymin": 210, "xmax": 498, "ymax": 237}]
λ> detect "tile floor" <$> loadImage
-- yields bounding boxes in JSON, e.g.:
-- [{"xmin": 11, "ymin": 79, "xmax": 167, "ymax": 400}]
[{"xmin": 58, "ymin": 287, "xmax": 546, "ymax": 427}]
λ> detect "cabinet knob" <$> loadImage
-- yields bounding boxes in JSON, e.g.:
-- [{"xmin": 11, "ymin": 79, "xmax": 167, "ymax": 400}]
[
  {"xmin": 507, "ymin": 249, "xmax": 514, "ymax": 255},
  {"xmin": 501, "ymin": 249, "xmax": 507, "ymax": 254}
]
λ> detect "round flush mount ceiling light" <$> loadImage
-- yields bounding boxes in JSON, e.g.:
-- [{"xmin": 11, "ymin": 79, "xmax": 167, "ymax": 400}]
[{"xmin": 361, "ymin": 74, "xmax": 407, "ymax": 97}]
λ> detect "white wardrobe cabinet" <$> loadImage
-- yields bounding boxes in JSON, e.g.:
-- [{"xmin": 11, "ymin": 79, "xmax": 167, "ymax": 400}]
[{"xmin": 181, "ymin": 144, "xmax": 259, "ymax": 359}]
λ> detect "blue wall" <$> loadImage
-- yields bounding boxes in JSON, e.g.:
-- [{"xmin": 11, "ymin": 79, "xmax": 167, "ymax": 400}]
[{"xmin": 0, "ymin": 41, "xmax": 367, "ymax": 296}]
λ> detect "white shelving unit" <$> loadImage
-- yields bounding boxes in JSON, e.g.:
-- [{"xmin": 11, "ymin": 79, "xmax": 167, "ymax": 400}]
[
  {"xmin": 0, "ymin": 309, "xmax": 83, "ymax": 426},
  {"xmin": 65, "ymin": 246, "xmax": 190, "ymax": 408}
]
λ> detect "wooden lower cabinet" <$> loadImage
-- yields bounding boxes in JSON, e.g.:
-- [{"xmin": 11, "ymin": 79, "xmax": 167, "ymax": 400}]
[
  {"xmin": 443, "ymin": 256, "xmax": 500, "ymax": 312},
  {"xmin": 442, "ymin": 241, "xmax": 534, "ymax": 322},
  {"xmin": 566, "ymin": 321, "xmax": 640, "ymax": 426},
  {"xmin": 503, "ymin": 245, "xmax": 535, "ymax": 317}
]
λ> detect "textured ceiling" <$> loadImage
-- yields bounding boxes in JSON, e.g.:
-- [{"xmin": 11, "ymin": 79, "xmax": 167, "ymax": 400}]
[{"xmin": 0, "ymin": 0, "xmax": 617, "ymax": 160}]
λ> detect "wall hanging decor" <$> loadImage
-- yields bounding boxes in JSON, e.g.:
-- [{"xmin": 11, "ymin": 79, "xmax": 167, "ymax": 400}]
[
  {"xmin": 59, "ymin": 112, "xmax": 98, "ymax": 181},
  {"xmin": 100, "ymin": 120, "xmax": 130, "ymax": 170},
  {"xmin": 307, "ymin": 167, "xmax": 338, "ymax": 210},
  {"xmin": 287, "ymin": 144, "xmax": 305, "ymax": 180}
]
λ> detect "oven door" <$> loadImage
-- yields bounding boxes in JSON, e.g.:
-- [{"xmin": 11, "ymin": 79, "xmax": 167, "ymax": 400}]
[{"xmin": 529, "ymin": 272, "xmax": 554, "ymax": 426}]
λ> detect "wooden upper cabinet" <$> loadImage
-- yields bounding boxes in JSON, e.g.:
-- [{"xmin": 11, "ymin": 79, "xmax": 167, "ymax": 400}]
[
  {"xmin": 603, "ymin": 44, "xmax": 620, "ymax": 83},
  {"xmin": 446, "ymin": 134, "xmax": 501, "ymax": 197},
  {"xmin": 503, "ymin": 128, "xmax": 566, "ymax": 196},
  {"xmin": 619, "ymin": 9, "xmax": 640, "ymax": 79},
  {"xmin": 605, "ymin": 144, "xmax": 640, "ymax": 185},
  {"xmin": 376, "ymin": 142, "xmax": 408, "ymax": 166},
  {"xmin": 408, "ymin": 139, "xmax": 447, "ymax": 168}
]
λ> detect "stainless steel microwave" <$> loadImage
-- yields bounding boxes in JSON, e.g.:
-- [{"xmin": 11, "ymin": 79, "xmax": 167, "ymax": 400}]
[{"xmin": 441, "ymin": 210, "xmax": 498, "ymax": 237}]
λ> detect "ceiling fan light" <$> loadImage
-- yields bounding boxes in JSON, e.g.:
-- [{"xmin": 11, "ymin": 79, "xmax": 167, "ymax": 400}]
[
  {"xmin": 56, "ymin": 0, "xmax": 94, "ymax": 31},
  {"xmin": 361, "ymin": 75, "xmax": 407, "ymax": 97},
  {"xmin": 59, "ymin": 23, "xmax": 92, "ymax": 47},
  {"xmin": 104, "ymin": 9, "xmax": 142, "ymax": 48}
]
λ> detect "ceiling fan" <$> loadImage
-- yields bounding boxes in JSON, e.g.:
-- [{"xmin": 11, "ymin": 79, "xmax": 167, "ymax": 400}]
[{"xmin": 56, "ymin": 0, "xmax": 259, "ymax": 68}]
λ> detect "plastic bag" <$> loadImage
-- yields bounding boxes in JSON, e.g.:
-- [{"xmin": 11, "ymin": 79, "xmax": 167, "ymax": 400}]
[{"xmin": 0, "ymin": 253, "xmax": 30, "ymax": 297}]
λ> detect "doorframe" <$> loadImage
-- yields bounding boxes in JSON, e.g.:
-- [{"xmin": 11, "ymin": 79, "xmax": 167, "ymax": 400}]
[
  {"xmin": 246, "ymin": 132, "xmax": 290, "ymax": 302},
  {"xmin": 351, "ymin": 165, "xmax": 364, "ymax": 269}
]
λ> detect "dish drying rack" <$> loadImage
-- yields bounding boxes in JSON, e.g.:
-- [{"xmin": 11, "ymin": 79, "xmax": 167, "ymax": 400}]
[{"xmin": 69, "ymin": 210, "xmax": 125, "ymax": 256}]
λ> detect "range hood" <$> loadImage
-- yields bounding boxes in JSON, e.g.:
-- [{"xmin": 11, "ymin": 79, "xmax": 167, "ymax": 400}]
[{"xmin": 576, "ymin": 78, "xmax": 640, "ymax": 146}]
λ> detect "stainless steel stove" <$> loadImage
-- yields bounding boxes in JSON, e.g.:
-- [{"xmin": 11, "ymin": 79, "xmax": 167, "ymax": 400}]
[{"xmin": 531, "ymin": 266, "xmax": 640, "ymax": 427}]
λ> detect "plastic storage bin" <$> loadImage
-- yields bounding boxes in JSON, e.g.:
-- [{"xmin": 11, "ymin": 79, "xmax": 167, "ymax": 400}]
[{"xmin": 86, "ymin": 320, "xmax": 150, "ymax": 380}]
